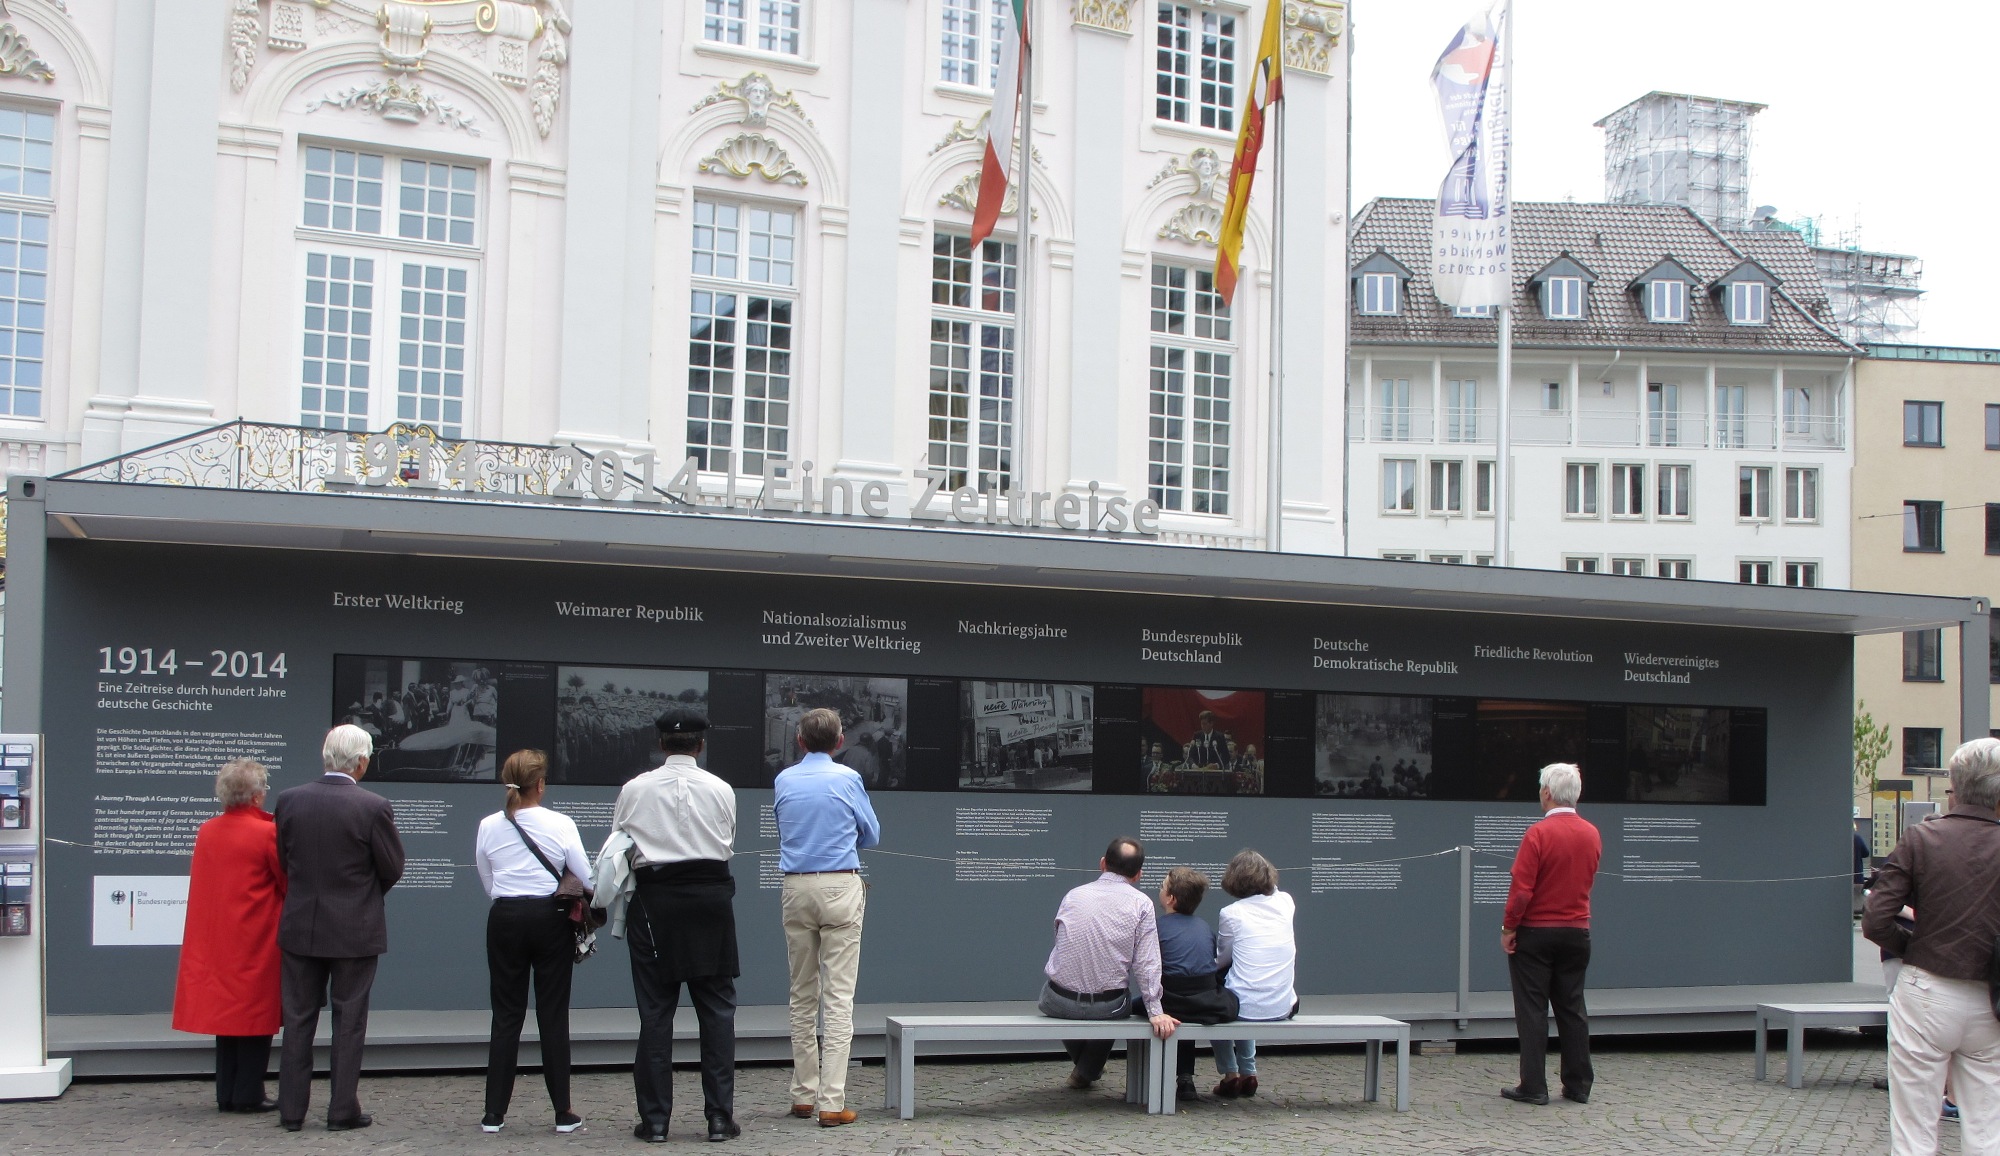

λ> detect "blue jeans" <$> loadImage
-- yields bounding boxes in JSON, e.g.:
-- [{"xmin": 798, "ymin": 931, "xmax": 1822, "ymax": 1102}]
[{"xmin": 1214, "ymin": 1037, "xmax": 1256, "ymax": 1075}]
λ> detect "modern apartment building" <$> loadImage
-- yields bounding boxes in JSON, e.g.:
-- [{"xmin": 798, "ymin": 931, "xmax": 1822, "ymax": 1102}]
[
  {"xmin": 1851, "ymin": 343, "xmax": 2000, "ymax": 809},
  {"xmin": 1346, "ymin": 198, "xmax": 1858, "ymax": 581},
  {"xmin": 0, "ymin": 0, "xmax": 1353, "ymax": 550}
]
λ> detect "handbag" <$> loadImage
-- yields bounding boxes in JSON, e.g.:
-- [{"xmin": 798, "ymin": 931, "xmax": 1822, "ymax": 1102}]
[{"xmin": 506, "ymin": 812, "xmax": 605, "ymax": 964}]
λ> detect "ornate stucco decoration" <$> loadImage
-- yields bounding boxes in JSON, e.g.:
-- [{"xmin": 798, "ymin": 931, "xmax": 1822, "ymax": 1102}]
[
  {"xmin": 233, "ymin": 1, "xmax": 572, "ymax": 138},
  {"xmin": 691, "ymin": 71, "xmax": 814, "ymax": 130},
  {"xmin": 937, "ymin": 168, "xmax": 1036, "ymax": 221},
  {"xmin": 307, "ymin": 76, "xmax": 480, "ymax": 133},
  {"xmin": 698, "ymin": 133, "xmax": 807, "ymax": 186},
  {"xmin": 0, "ymin": 11, "xmax": 55, "ymax": 82},
  {"xmin": 930, "ymin": 111, "xmax": 1044, "ymax": 165},
  {"xmin": 1148, "ymin": 146, "xmax": 1224, "ymax": 202},
  {"xmin": 1281, "ymin": 0, "xmax": 1345, "ymax": 76},
  {"xmin": 1159, "ymin": 202, "xmax": 1223, "ymax": 248},
  {"xmin": 1071, "ymin": 0, "xmax": 1136, "ymax": 34}
]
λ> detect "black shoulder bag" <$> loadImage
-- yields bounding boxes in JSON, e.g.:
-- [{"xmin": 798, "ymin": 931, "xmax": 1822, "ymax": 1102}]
[{"xmin": 505, "ymin": 812, "xmax": 604, "ymax": 964}]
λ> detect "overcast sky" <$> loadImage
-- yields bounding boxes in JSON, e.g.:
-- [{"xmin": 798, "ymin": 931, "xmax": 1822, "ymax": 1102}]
[{"xmin": 1348, "ymin": 0, "xmax": 1988, "ymax": 347}]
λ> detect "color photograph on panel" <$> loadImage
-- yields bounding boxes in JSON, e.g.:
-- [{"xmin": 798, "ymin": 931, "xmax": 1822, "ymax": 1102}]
[
  {"xmin": 958, "ymin": 681, "xmax": 1095, "ymax": 791},
  {"xmin": 1624, "ymin": 705, "xmax": 1733, "ymax": 804},
  {"xmin": 764, "ymin": 673, "xmax": 909, "ymax": 788},
  {"xmin": 1140, "ymin": 687, "xmax": 1266, "ymax": 795},
  {"xmin": 554, "ymin": 666, "xmax": 710, "ymax": 784}
]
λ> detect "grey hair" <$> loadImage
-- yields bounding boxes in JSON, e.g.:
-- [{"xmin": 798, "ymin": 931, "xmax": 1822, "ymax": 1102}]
[
  {"xmin": 1949, "ymin": 737, "xmax": 2000, "ymax": 812},
  {"xmin": 215, "ymin": 758, "xmax": 269, "ymax": 807},
  {"xmin": 1540, "ymin": 763, "xmax": 1583, "ymax": 807},
  {"xmin": 322, "ymin": 724, "xmax": 374, "ymax": 775}
]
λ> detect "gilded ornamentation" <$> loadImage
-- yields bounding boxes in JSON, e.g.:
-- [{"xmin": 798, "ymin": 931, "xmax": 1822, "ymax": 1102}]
[
  {"xmin": 1070, "ymin": 0, "xmax": 1135, "ymax": 33},
  {"xmin": 0, "ymin": 19, "xmax": 54, "ymax": 81},
  {"xmin": 1281, "ymin": 0, "xmax": 1345, "ymax": 76},
  {"xmin": 1158, "ymin": 202, "xmax": 1223, "ymax": 248},
  {"xmin": 938, "ymin": 168, "xmax": 1035, "ymax": 220},
  {"xmin": 698, "ymin": 133, "xmax": 807, "ymax": 185},
  {"xmin": 307, "ymin": 76, "xmax": 481, "ymax": 133},
  {"xmin": 378, "ymin": 2, "xmax": 435, "ymax": 71},
  {"xmin": 691, "ymin": 71, "xmax": 813, "ymax": 130},
  {"xmin": 1147, "ymin": 146, "xmax": 1224, "ymax": 201}
]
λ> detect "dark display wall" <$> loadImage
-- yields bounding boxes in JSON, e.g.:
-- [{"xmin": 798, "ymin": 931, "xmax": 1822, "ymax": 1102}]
[{"xmin": 42, "ymin": 540, "xmax": 1852, "ymax": 1016}]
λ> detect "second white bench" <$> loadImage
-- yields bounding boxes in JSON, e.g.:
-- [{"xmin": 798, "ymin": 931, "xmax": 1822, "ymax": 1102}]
[
  {"xmin": 1161, "ymin": 1015, "xmax": 1412, "ymax": 1114},
  {"xmin": 882, "ymin": 1015, "xmax": 1165, "ymax": 1119}
]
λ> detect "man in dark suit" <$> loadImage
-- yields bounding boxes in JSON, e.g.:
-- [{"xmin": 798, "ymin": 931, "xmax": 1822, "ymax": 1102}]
[{"xmin": 272, "ymin": 724, "xmax": 406, "ymax": 1132}]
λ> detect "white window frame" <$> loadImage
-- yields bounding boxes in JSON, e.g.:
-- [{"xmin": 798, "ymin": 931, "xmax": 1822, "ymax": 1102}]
[
  {"xmin": 296, "ymin": 144, "xmax": 485, "ymax": 439},
  {"xmin": 1727, "ymin": 280, "xmax": 1768, "ymax": 326},
  {"xmin": 1656, "ymin": 558, "xmax": 1692, "ymax": 579},
  {"xmin": 1609, "ymin": 557, "xmax": 1647, "ymax": 577},
  {"xmin": 939, "ymin": 0, "xmax": 1007, "ymax": 88},
  {"xmin": 1542, "ymin": 381, "xmax": 1563, "ymax": 411},
  {"xmin": 1564, "ymin": 556, "xmax": 1602, "ymax": 574},
  {"xmin": 685, "ymin": 197, "xmax": 800, "ymax": 477},
  {"xmin": 1474, "ymin": 459, "xmax": 1496, "ymax": 517},
  {"xmin": 1563, "ymin": 461, "xmax": 1600, "ymax": 519},
  {"xmin": 1452, "ymin": 304, "xmax": 1493, "ymax": 318},
  {"xmin": 1646, "ymin": 381, "xmax": 1680, "ymax": 447},
  {"xmin": 1381, "ymin": 458, "xmax": 1418, "ymax": 515},
  {"xmin": 1377, "ymin": 377, "xmax": 1413, "ymax": 441},
  {"xmin": 932, "ymin": 229, "xmax": 1019, "ymax": 494},
  {"xmin": 1544, "ymin": 276, "xmax": 1584, "ymax": 320},
  {"xmin": 1716, "ymin": 383, "xmax": 1748, "ymax": 449},
  {"xmin": 1647, "ymin": 278, "xmax": 1688, "ymax": 324},
  {"xmin": 1381, "ymin": 550, "xmax": 1418, "ymax": 561},
  {"xmin": 1653, "ymin": 462, "xmax": 1692, "ymax": 520},
  {"xmin": 1148, "ymin": 260, "xmax": 1233, "ymax": 514},
  {"xmin": 1428, "ymin": 458, "xmax": 1465, "ymax": 517},
  {"xmin": 1783, "ymin": 560, "xmax": 1820, "ymax": 588},
  {"xmin": 1738, "ymin": 464, "xmax": 1774, "ymax": 522},
  {"xmin": 1359, "ymin": 272, "xmax": 1399, "ymax": 316},
  {"xmin": 1738, "ymin": 559, "xmax": 1774, "ymax": 585},
  {"xmin": 1154, "ymin": 2, "xmax": 1237, "ymax": 133},
  {"xmin": 1783, "ymin": 465, "xmax": 1820, "ymax": 523},
  {"xmin": 703, "ymin": 0, "xmax": 805, "ymax": 57},
  {"xmin": 0, "ymin": 103, "xmax": 55, "ymax": 421},
  {"xmin": 1443, "ymin": 379, "xmax": 1479, "ymax": 442},
  {"xmin": 1609, "ymin": 462, "xmax": 1646, "ymax": 519},
  {"xmin": 1428, "ymin": 553, "xmax": 1465, "ymax": 564}
]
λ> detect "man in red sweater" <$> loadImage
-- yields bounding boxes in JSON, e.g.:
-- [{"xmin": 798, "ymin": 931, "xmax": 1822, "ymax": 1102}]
[{"xmin": 1500, "ymin": 762, "xmax": 1602, "ymax": 1107}]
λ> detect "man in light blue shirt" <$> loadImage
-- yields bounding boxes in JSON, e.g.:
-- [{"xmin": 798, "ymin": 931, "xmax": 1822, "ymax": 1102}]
[{"xmin": 772, "ymin": 708, "xmax": 881, "ymax": 1126}]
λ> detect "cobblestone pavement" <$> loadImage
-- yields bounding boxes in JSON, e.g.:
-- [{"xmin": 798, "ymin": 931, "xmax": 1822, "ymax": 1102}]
[{"xmin": 0, "ymin": 1034, "xmax": 1950, "ymax": 1155}]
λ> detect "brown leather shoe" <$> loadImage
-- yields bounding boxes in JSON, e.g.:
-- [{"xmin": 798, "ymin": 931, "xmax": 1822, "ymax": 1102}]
[
  {"xmin": 1239, "ymin": 1075, "xmax": 1258, "ymax": 1098},
  {"xmin": 1213, "ymin": 1074, "xmax": 1243, "ymax": 1099},
  {"xmin": 1066, "ymin": 1066, "xmax": 1096, "ymax": 1090},
  {"xmin": 817, "ymin": 1110, "xmax": 857, "ymax": 1128},
  {"xmin": 789, "ymin": 1105, "xmax": 814, "ymax": 1119}
]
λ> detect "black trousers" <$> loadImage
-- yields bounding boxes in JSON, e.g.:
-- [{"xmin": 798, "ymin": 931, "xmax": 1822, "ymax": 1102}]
[
  {"xmin": 278, "ymin": 952, "xmax": 378, "ymax": 1125},
  {"xmin": 1508, "ymin": 927, "xmax": 1594, "ymax": 1097},
  {"xmin": 213, "ymin": 1035, "xmax": 272, "ymax": 1110},
  {"xmin": 484, "ymin": 897, "xmax": 576, "ymax": 1119},
  {"xmin": 628, "ymin": 904, "xmax": 735, "ymax": 1130}
]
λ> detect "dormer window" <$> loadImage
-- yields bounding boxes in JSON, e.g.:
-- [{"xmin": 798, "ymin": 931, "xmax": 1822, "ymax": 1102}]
[
  {"xmin": 1544, "ymin": 277, "xmax": 1584, "ymax": 319},
  {"xmin": 1648, "ymin": 279, "xmax": 1687, "ymax": 323},
  {"xmin": 1360, "ymin": 272, "xmax": 1399, "ymax": 315},
  {"xmin": 1452, "ymin": 303, "xmax": 1491, "ymax": 318},
  {"xmin": 1728, "ymin": 281, "xmax": 1767, "ymax": 325}
]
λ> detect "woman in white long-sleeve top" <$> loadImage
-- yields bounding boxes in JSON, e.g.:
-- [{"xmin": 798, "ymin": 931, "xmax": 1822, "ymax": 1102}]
[
  {"xmin": 474, "ymin": 749, "xmax": 592, "ymax": 1135},
  {"xmin": 1211, "ymin": 849, "xmax": 1298, "ymax": 1099}
]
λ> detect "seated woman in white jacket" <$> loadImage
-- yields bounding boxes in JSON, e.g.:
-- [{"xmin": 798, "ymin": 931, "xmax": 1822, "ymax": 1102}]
[{"xmin": 1212, "ymin": 849, "xmax": 1297, "ymax": 1098}]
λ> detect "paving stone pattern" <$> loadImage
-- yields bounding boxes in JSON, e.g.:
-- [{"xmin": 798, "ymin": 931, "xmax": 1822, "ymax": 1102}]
[{"xmin": 0, "ymin": 1035, "xmax": 1953, "ymax": 1155}]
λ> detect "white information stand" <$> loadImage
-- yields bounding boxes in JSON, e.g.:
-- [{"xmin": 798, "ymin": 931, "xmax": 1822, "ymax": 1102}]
[{"xmin": 0, "ymin": 734, "xmax": 72, "ymax": 1099}]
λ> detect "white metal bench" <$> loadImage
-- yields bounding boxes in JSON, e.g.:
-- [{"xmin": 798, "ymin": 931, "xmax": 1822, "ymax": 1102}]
[
  {"xmin": 1753, "ymin": 1002, "xmax": 1889, "ymax": 1089},
  {"xmin": 1159, "ymin": 1015, "xmax": 1411, "ymax": 1114},
  {"xmin": 881, "ymin": 1015, "xmax": 1164, "ymax": 1119}
]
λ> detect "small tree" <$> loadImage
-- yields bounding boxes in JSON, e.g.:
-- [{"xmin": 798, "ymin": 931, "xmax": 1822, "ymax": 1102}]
[{"xmin": 1854, "ymin": 700, "xmax": 1892, "ymax": 805}]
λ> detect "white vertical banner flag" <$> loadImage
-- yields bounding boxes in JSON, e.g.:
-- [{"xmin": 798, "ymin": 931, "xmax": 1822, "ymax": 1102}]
[{"xmin": 1429, "ymin": 1, "xmax": 1512, "ymax": 309}]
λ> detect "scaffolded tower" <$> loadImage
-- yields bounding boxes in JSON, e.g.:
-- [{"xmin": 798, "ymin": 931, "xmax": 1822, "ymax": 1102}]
[{"xmin": 1595, "ymin": 92, "xmax": 1763, "ymax": 232}]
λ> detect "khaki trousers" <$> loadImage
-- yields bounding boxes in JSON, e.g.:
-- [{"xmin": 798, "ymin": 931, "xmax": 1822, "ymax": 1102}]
[
  {"xmin": 1888, "ymin": 964, "xmax": 2000, "ymax": 1156},
  {"xmin": 781, "ymin": 872, "xmax": 867, "ymax": 1112}
]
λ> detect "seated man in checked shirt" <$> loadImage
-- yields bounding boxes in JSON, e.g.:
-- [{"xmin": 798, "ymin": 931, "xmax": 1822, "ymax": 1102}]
[{"xmin": 1038, "ymin": 836, "xmax": 1181, "ymax": 1089}]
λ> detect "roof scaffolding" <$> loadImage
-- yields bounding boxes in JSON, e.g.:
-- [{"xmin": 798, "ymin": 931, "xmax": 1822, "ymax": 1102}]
[{"xmin": 1596, "ymin": 92, "xmax": 1763, "ymax": 232}]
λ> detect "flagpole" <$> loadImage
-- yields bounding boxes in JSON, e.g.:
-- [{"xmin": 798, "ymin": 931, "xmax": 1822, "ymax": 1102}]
[
  {"xmin": 1014, "ymin": 0, "xmax": 1035, "ymax": 494},
  {"xmin": 1264, "ymin": 97, "xmax": 1284, "ymax": 554},
  {"xmin": 1491, "ymin": 0, "xmax": 1513, "ymax": 566}
]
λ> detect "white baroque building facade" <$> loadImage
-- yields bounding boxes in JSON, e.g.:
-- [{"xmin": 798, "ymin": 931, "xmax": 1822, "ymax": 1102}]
[{"xmin": 0, "ymin": 0, "xmax": 1352, "ymax": 551}]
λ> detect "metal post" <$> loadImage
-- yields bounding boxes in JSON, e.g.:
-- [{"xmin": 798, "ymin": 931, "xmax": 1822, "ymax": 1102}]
[
  {"xmin": 1457, "ymin": 844, "xmax": 1472, "ymax": 1029},
  {"xmin": 1961, "ymin": 598, "xmax": 1992, "ymax": 741},
  {"xmin": 1014, "ymin": 0, "xmax": 1034, "ymax": 492},
  {"xmin": 1494, "ymin": 304, "xmax": 1511, "ymax": 565},
  {"xmin": 1264, "ymin": 97, "xmax": 1285, "ymax": 553}
]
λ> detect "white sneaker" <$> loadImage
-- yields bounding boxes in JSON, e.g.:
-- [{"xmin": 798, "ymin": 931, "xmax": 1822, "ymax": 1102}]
[
  {"xmin": 555, "ymin": 1112, "xmax": 585, "ymax": 1134},
  {"xmin": 480, "ymin": 1113, "xmax": 505, "ymax": 1133}
]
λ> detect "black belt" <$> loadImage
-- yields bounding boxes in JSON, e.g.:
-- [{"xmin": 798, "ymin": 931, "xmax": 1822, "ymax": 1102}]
[{"xmin": 1048, "ymin": 982, "xmax": 1127, "ymax": 1004}]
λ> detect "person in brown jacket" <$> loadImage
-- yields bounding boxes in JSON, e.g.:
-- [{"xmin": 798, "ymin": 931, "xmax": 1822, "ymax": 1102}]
[
  {"xmin": 1863, "ymin": 736, "xmax": 2000, "ymax": 1156},
  {"xmin": 272, "ymin": 724, "xmax": 406, "ymax": 1132}
]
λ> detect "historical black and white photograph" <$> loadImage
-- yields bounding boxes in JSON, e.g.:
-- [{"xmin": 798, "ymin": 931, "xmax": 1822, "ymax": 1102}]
[
  {"xmin": 958, "ymin": 681, "xmax": 1094, "ymax": 791},
  {"xmin": 763, "ymin": 673, "xmax": 909, "ymax": 788},
  {"xmin": 1316, "ymin": 694, "xmax": 1433, "ymax": 798},
  {"xmin": 332, "ymin": 656, "xmax": 500, "ymax": 782},
  {"xmin": 1625, "ymin": 705, "xmax": 1733, "ymax": 804},
  {"xmin": 555, "ymin": 666, "xmax": 710, "ymax": 785}
]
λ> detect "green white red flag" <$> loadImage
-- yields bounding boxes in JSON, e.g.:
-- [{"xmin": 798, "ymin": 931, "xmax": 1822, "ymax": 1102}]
[{"xmin": 970, "ymin": 0, "xmax": 1029, "ymax": 245}]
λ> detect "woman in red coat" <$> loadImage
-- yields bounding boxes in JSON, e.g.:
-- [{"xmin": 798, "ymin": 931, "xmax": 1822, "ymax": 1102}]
[{"xmin": 173, "ymin": 758, "xmax": 286, "ymax": 1113}]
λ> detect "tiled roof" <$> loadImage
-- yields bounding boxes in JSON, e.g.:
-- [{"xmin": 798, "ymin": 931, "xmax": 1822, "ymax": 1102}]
[{"xmin": 1348, "ymin": 198, "xmax": 1857, "ymax": 355}]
